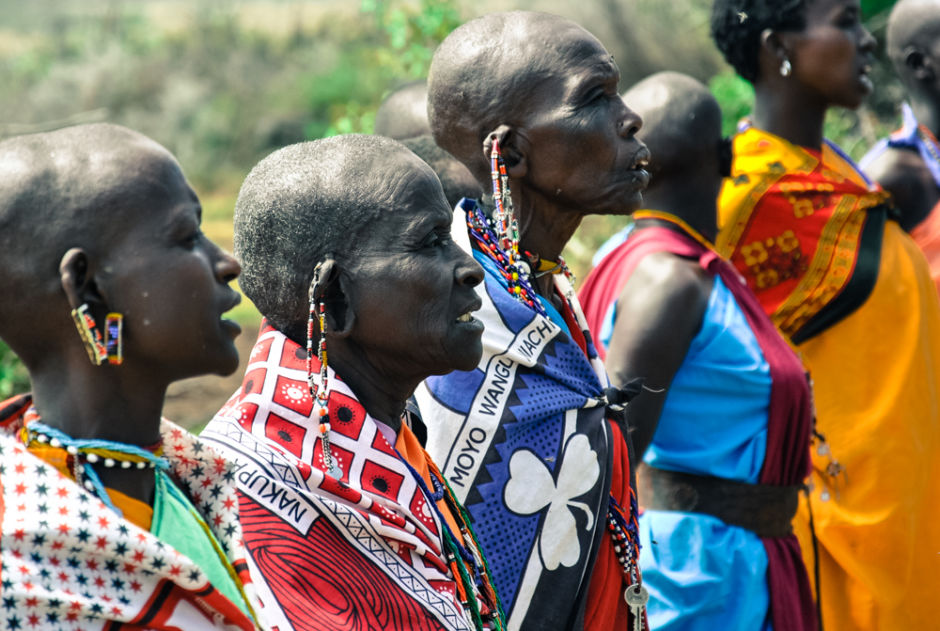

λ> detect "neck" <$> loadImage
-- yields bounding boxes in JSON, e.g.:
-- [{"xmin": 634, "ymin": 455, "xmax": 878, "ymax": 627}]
[
  {"xmin": 511, "ymin": 182, "xmax": 584, "ymax": 298},
  {"xmin": 328, "ymin": 342, "xmax": 414, "ymax": 434},
  {"xmin": 909, "ymin": 98, "xmax": 940, "ymax": 139},
  {"xmin": 642, "ymin": 181, "xmax": 719, "ymax": 243},
  {"xmin": 754, "ymin": 82, "xmax": 826, "ymax": 149},
  {"xmin": 26, "ymin": 353, "xmax": 169, "ymax": 504},
  {"xmin": 28, "ymin": 357, "xmax": 166, "ymax": 445}
]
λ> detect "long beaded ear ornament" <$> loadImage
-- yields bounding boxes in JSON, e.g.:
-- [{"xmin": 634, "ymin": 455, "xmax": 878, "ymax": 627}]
[
  {"xmin": 307, "ymin": 267, "xmax": 342, "ymax": 479},
  {"xmin": 70, "ymin": 303, "xmax": 107, "ymax": 366},
  {"xmin": 463, "ymin": 135, "xmax": 546, "ymax": 315}
]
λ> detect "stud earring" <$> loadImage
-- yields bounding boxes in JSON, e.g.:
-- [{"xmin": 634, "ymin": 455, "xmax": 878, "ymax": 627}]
[
  {"xmin": 70, "ymin": 304, "xmax": 107, "ymax": 366},
  {"xmin": 780, "ymin": 58, "xmax": 792, "ymax": 77},
  {"xmin": 306, "ymin": 266, "xmax": 341, "ymax": 479},
  {"xmin": 104, "ymin": 312, "xmax": 123, "ymax": 365}
]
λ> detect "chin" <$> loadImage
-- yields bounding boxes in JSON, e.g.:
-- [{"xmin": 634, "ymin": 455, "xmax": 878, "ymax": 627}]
[{"xmin": 446, "ymin": 342, "xmax": 484, "ymax": 373}]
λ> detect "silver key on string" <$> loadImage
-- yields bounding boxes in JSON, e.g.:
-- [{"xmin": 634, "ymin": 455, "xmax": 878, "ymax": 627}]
[{"xmin": 624, "ymin": 583, "xmax": 648, "ymax": 631}]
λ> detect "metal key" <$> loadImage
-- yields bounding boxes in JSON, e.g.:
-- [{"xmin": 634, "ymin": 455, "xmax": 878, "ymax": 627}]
[{"xmin": 624, "ymin": 583, "xmax": 648, "ymax": 631}]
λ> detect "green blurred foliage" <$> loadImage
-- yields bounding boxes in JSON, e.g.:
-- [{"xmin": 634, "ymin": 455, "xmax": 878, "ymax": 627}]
[{"xmin": 0, "ymin": 342, "xmax": 30, "ymax": 399}]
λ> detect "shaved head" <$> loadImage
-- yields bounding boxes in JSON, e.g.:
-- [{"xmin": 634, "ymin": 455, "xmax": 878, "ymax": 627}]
[
  {"xmin": 887, "ymin": 0, "xmax": 940, "ymax": 101},
  {"xmin": 623, "ymin": 72, "xmax": 724, "ymax": 190},
  {"xmin": 374, "ymin": 81, "xmax": 432, "ymax": 140},
  {"xmin": 887, "ymin": 0, "xmax": 940, "ymax": 62},
  {"xmin": 234, "ymin": 134, "xmax": 448, "ymax": 341},
  {"xmin": 428, "ymin": 11, "xmax": 607, "ymax": 184},
  {"xmin": 0, "ymin": 124, "xmax": 191, "ymax": 343}
]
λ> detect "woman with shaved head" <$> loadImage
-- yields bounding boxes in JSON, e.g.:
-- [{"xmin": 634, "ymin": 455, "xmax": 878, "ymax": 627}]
[
  {"xmin": 415, "ymin": 11, "xmax": 650, "ymax": 631},
  {"xmin": 0, "ymin": 124, "xmax": 263, "ymax": 629},
  {"xmin": 862, "ymin": 0, "xmax": 940, "ymax": 292},
  {"xmin": 580, "ymin": 71, "xmax": 815, "ymax": 631},
  {"xmin": 201, "ymin": 134, "xmax": 504, "ymax": 631},
  {"xmin": 713, "ymin": 0, "xmax": 940, "ymax": 627}
]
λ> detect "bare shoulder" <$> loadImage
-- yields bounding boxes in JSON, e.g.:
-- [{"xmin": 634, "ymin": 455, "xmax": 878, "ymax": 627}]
[
  {"xmin": 866, "ymin": 147, "xmax": 939, "ymax": 230},
  {"xmin": 617, "ymin": 251, "xmax": 712, "ymax": 313}
]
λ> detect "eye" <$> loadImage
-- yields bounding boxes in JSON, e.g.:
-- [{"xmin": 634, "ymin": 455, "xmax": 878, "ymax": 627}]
[
  {"xmin": 181, "ymin": 228, "xmax": 204, "ymax": 248},
  {"xmin": 420, "ymin": 229, "xmax": 451, "ymax": 251}
]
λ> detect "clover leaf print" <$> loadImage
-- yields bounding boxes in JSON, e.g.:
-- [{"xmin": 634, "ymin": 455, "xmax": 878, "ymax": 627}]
[{"xmin": 503, "ymin": 434, "xmax": 600, "ymax": 571}]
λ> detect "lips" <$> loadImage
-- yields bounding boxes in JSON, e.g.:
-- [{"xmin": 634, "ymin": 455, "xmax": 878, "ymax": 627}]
[
  {"xmin": 219, "ymin": 291, "xmax": 242, "ymax": 337},
  {"xmin": 455, "ymin": 296, "xmax": 483, "ymax": 323}
]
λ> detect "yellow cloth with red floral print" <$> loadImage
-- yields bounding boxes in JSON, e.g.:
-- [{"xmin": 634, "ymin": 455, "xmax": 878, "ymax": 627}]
[{"xmin": 718, "ymin": 126, "xmax": 940, "ymax": 631}]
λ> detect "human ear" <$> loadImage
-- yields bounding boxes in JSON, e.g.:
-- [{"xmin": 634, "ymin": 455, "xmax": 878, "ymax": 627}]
[
  {"xmin": 308, "ymin": 256, "xmax": 355, "ymax": 339},
  {"xmin": 760, "ymin": 29, "xmax": 792, "ymax": 70},
  {"xmin": 59, "ymin": 248, "xmax": 105, "ymax": 313},
  {"xmin": 904, "ymin": 47, "xmax": 934, "ymax": 82},
  {"xmin": 482, "ymin": 124, "xmax": 528, "ymax": 179}
]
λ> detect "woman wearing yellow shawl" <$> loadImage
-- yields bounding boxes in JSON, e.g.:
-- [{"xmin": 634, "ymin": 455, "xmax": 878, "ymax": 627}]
[{"xmin": 711, "ymin": 1, "xmax": 940, "ymax": 629}]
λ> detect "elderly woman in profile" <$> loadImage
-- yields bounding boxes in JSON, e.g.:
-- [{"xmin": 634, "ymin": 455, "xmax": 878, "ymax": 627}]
[
  {"xmin": 201, "ymin": 134, "xmax": 504, "ymax": 631},
  {"xmin": 0, "ymin": 124, "xmax": 262, "ymax": 629},
  {"xmin": 414, "ymin": 11, "xmax": 651, "ymax": 631}
]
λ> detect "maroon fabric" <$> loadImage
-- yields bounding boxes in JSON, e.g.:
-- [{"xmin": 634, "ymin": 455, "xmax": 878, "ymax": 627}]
[{"xmin": 579, "ymin": 222, "xmax": 816, "ymax": 631}]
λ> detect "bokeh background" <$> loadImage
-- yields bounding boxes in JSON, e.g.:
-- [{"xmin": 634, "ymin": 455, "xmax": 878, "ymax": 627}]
[{"xmin": 0, "ymin": 0, "xmax": 901, "ymax": 424}]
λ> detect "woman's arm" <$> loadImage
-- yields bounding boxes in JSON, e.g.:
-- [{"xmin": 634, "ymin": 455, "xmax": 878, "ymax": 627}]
[{"xmin": 605, "ymin": 251, "xmax": 712, "ymax": 458}]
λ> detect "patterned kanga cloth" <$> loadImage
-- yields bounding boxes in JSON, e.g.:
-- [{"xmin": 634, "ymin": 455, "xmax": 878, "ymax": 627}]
[
  {"xmin": 415, "ymin": 199, "xmax": 637, "ymax": 630},
  {"xmin": 0, "ymin": 394, "xmax": 263, "ymax": 630},
  {"xmin": 202, "ymin": 323, "xmax": 490, "ymax": 631}
]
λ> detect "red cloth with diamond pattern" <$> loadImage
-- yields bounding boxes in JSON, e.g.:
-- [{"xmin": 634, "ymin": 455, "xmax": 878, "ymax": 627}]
[{"xmin": 201, "ymin": 322, "xmax": 485, "ymax": 631}]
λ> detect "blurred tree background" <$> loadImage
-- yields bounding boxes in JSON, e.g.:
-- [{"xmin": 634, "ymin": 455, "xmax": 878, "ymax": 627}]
[{"xmin": 0, "ymin": 0, "xmax": 903, "ymax": 412}]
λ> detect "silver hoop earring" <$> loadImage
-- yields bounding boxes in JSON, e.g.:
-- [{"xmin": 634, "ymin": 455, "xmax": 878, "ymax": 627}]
[{"xmin": 780, "ymin": 59, "xmax": 792, "ymax": 77}]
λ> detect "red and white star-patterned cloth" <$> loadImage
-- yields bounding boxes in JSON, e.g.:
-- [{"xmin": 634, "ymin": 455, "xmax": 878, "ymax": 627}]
[
  {"xmin": 0, "ymin": 394, "xmax": 264, "ymax": 630},
  {"xmin": 201, "ymin": 322, "xmax": 477, "ymax": 631}
]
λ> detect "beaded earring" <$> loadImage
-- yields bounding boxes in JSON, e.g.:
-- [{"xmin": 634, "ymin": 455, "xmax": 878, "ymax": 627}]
[
  {"xmin": 780, "ymin": 58, "xmax": 792, "ymax": 77},
  {"xmin": 307, "ymin": 265, "xmax": 342, "ymax": 479},
  {"xmin": 104, "ymin": 312, "xmax": 123, "ymax": 365},
  {"xmin": 489, "ymin": 135, "xmax": 520, "ymax": 263},
  {"xmin": 70, "ymin": 303, "xmax": 107, "ymax": 366}
]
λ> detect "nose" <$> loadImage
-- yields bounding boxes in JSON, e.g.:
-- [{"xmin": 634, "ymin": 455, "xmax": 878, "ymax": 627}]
[
  {"xmin": 455, "ymin": 248, "xmax": 484, "ymax": 288},
  {"xmin": 858, "ymin": 24, "xmax": 876, "ymax": 54},
  {"xmin": 214, "ymin": 247, "xmax": 241, "ymax": 284},
  {"xmin": 617, "ymin": 98, "xmax": 643, "ymax": 139}
]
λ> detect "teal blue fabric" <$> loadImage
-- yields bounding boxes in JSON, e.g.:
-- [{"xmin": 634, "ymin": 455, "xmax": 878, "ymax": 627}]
[
  {"xmin": 638, "ymin": 278, "xmax": 773, "ymax": 630},
  {"xmin": 151, "ymin": 473, "xmax": 250, "ymax": 616}
]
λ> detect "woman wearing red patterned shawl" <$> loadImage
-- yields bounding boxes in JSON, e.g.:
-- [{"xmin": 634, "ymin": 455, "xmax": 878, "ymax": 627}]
[
  {"xmin": 414, "ymin": 11, "xmax": 651, "ymax": 631},
  {"xmin": 0, "ymin": 124, "xmax": 263, "ymax": 629},
  {"xmin": 200, "ymin": 134, "xmax": 505, "ymax": 631}
]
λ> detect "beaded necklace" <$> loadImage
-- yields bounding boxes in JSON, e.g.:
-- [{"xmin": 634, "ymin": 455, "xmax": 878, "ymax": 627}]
[
  {"xmin": 396, "ymin": 443, "xmax": 505, "ymax": 630},
  {"xmin": 466, "ymin": 201, "xmax": 546, "ymax": 316},
  {"xmin": 21, "ymin": 419, "xmax": 168, "ymax": 516}
]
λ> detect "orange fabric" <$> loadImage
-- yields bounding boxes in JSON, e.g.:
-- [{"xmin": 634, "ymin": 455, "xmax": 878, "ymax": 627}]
[
  {"xmin": 25, "ymin": 443, "xmax": 154, "ymax": 530},
  {"xmin": 584, "ymin": 420, "xmax": 631, "ymax": 631},
  {"xmin": 910, "ymin": 200, "xmax": 940, "ymax": 295},
  {"xmin": 395, "ymin": 423, "xmax": 462, "ymax": 538}
]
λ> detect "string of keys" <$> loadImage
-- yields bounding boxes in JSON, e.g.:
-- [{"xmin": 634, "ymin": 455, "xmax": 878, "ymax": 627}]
[{"xmin": 624, "ymin": 582, "xmax": 648, "ymax": 631}]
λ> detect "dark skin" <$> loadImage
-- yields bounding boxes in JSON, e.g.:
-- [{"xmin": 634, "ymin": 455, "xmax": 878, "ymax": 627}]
[
  {"xmin": 604, "ymin": 74, "xmax": 721, "ymax": 457},
  {"xmin": 27, "ymin": 142, "xmax": 242, "ymax": 504},
  {"xmin": 866, "ymin": 2, "xmax": 940, "ymax": 230},
  {"xmin": 308, "ymin": 153, "xmax": 485, "ymax": 432},
  {"xmin": 479, "ymin": 23, "xmax": 649, "ymax": 304},
  {"xmin": 754, "ymin": 0, "xmax": 876, "ymax": 149}
]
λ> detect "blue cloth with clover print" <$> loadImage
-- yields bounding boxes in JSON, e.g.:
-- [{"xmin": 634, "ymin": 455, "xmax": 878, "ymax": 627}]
[{"xmin": 415, "ymin": 199, "xmax": 628, "ymax": 631}]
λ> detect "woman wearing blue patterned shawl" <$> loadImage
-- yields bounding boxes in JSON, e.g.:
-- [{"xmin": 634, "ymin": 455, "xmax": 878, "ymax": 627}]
[{"xmin": 415, "ymin": 11, "xmax": 651, "ymax": 631}]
